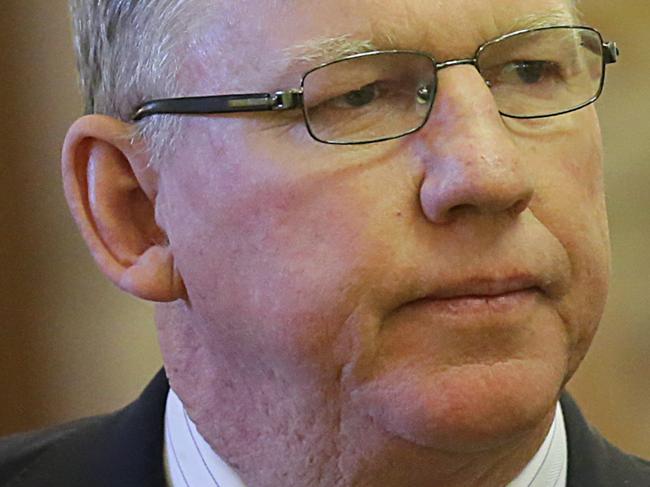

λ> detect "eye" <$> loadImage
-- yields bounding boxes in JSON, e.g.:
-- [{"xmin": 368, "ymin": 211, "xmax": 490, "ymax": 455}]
[
  {"xmin": 338, "ymin": 83, "xmax": 379, "ymax": 108},
  {"xmin": 321, "ymin": 80, "xmax": 425, "ymax": 110},
  {"xmin": 508, "ymin": 60, "xmax": 562, "ymax": 84}
]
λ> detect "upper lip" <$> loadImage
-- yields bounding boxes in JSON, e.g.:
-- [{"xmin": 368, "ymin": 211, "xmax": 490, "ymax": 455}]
[{"xmin": 419, "ymin": 275, "xmax": 545, "ymax": 301}]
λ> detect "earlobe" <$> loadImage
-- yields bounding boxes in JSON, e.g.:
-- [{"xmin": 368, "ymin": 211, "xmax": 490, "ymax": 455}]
[
  {"xmin": 119, "ymin": 246, "xmax": 188, "ymax": 302},
  {"xmin": 61, "ymin": 114, "xmax": 187, "ymax": 303}
]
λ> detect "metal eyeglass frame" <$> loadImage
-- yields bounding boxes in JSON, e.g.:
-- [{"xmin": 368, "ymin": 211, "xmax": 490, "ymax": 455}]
[{"xmin": 131, "ymin": 25, "xmax": 620, "ymax": 145}]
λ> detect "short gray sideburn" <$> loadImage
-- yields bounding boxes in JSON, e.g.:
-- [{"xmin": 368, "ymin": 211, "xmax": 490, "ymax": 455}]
[{"xmin": 69, "ymin": 0, "xmax": 206, "ymax": 167}]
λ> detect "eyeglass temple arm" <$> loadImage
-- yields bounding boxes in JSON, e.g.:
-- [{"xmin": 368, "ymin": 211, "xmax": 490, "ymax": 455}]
[
  {"xmin": 603, "ymin": 41, "xmax": 619, "ymax": 65},
  {"xmin": 132, "ymin": 89, "xmax": 303, "ymax": 121}
]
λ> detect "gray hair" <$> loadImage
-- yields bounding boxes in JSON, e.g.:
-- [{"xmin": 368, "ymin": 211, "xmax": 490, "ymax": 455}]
[{"xmin": 69, "ymin": 0, "xmax": 209, "ymax": 167}]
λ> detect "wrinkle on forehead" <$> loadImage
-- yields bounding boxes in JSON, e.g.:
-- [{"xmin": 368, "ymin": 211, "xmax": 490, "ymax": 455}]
[
  {"xmin": 282, "ymin": 2, "xmax": 578, "ymax": 67},
  {"xmin": 185, "ymin": 0, "xmax": 578, "ymax": 91}
]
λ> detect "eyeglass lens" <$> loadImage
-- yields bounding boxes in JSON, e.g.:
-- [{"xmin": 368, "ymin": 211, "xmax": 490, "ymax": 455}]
[
  {"xmin": 301, "ymin": 27, "xmax": 605, "ymax": 144},
  {"xmin": 478, "ymin": 27, "xmax": 604, "ymax": 118},
  {"xmin": 302, "ymin": 52, "xmax": 436, "ymax": 144}
]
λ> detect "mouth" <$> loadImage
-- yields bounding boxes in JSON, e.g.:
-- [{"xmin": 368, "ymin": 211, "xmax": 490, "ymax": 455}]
[
  {"xmin": 407, "ymin": 276, "xmax": 546, "ymax": 317},
  {"xmin": 426, "ymin": 276, "xmax": 544, "ymax": 299}
]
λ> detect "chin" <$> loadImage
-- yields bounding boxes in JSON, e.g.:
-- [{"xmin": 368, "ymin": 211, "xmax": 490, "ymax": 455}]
[{"xmin": 351, "ymin": 356, "xmax": 564, "ymax": 453}]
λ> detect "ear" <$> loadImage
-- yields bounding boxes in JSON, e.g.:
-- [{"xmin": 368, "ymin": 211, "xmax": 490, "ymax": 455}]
[{"xmin": 61, "ymin": 114, "xmax": 187, "ymax": 302}]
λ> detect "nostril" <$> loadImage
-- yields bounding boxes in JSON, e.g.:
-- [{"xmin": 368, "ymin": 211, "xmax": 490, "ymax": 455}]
[
  {"xmin": 510, "ymin": 198, "xmax": 530, "ymax": 216},
  {"xmin": 448, "ymin": 203, "xmax": 476, "ymax": 218}
]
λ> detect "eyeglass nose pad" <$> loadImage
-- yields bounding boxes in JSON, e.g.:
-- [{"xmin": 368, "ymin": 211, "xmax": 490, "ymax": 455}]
[{"xmin": 417, "ymin": 85, "xmax": 434, "ymax": 104}]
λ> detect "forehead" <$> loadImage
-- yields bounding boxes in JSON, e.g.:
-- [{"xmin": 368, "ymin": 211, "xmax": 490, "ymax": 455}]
[
  {"xmin": 286, "ymin": 0, "xmax": 572, "ymax": 49},
  {"xmin": 190, "ymin": 0, "xmax": 574, "ymax": 90}
]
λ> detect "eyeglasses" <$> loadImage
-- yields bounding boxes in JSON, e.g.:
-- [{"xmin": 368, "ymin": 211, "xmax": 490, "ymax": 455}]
[{"xmin": 132, "ymin": 26, "xmax": 619, "ymax": 145}]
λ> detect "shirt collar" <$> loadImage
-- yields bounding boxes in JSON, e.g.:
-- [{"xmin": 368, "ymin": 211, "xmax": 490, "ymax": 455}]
[
  {"xmin": 507, "ymin": 401, "xmax": 567, "ymax": 487},
  {"xmin": 164, "ymin": 387, "xmax": 246, "ymax": 487},
  {"xmin": 164, "ymin": 389, "xmax": 567, "ymax": 487}
]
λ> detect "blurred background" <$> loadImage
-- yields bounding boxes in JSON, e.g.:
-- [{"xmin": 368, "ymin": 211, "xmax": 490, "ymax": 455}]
[{"xmin": 1, "ymin": 0, "xmax": 648, "ymax": 459}]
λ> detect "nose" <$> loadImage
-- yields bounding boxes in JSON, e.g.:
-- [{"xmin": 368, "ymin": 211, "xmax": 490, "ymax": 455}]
[{"xmin": 414, "ymin": 66, "xmax": 534, "ymax": 224}]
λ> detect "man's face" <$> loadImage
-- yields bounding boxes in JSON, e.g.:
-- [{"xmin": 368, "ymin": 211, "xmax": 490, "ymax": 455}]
[{"xmin": 156, "ymin": 0, "xmax": 609, "ymax": 456}]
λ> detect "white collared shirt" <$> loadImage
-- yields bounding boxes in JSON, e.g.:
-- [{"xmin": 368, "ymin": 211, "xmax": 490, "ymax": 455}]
[
  {"xmin": 164, "ymin": 388, "xmax": 247, "ymax": 487},
  {"xmin": 164, "ymin": 389, "xmax": 567, "ymax": 487},
  {"xmin": 508, "ymin": 402, "xmax": 567, "ymax": 487}
]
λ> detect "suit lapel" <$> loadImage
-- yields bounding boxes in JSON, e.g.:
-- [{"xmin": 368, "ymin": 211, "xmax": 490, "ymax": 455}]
[
  {"xmin": 10, "ymin": 369, "xmax": 169, "ymax": 487},
  {"xmin": 561, "ymin": 391, "xmax": 650, "ymax": 486}
]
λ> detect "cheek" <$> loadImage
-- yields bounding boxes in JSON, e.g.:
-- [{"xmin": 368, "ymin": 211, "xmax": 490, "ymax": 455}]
[
  {"xmin": 162, "ymin": 134, "xmax": 398, "ymax": 376},
  {"xmin": 523, "ymin": 111, "xmax": 610, "ymax": 368}
]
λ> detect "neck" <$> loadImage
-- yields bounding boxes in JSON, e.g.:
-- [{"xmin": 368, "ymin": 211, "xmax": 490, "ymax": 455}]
[
  {"xmin": 168, "ymin": 361, "xmax": 554, "ymax": 487},
  {"xmin": 157, "ymin": 304, "xmax": 556, "ymax": 487}
]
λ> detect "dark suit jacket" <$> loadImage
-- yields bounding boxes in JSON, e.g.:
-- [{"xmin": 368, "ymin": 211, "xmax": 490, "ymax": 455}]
[{"xmin": 1, "ymin": 369, "xmax": 649, "ymax": 486}]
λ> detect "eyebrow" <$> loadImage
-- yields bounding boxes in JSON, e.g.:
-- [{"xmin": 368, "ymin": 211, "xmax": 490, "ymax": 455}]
[
  {"xmin": 283, "ymin": 35, "xmax": 379, "ymax": 66},
  {"xmin": 282, "ymin": 7, "xmax": 580, "ymax": 66},
  {"xmin": 507, "ymin": 7, "xmax": 580, "ymax": 32}
]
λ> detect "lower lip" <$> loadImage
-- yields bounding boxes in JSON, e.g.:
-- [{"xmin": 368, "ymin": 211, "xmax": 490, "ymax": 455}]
[{"xmin": 410, "ymin": 288, "xmax": 541, "ymax": 317}]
